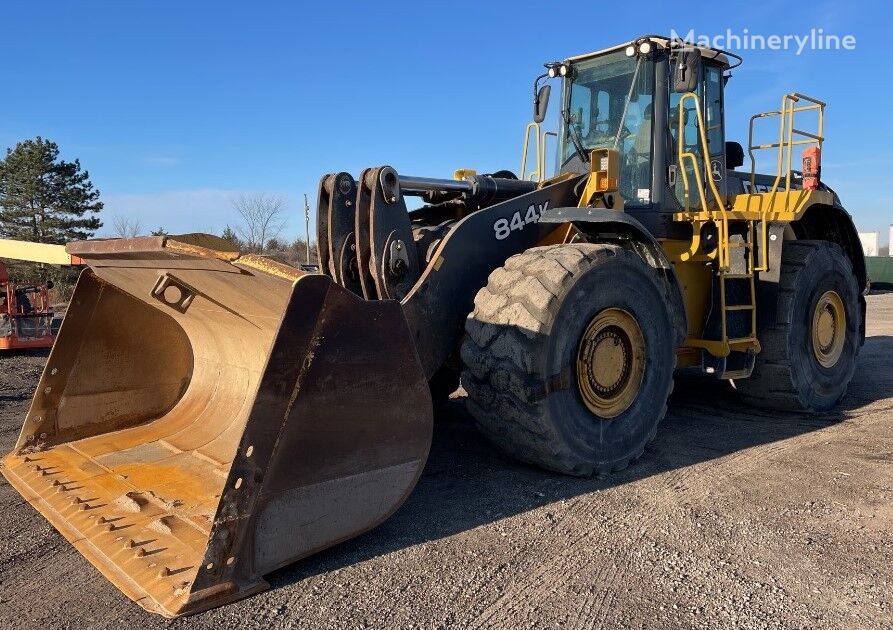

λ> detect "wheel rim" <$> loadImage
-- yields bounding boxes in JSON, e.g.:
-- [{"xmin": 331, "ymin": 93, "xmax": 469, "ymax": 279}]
[
  {"xmin": 811, "ymin": 290, "xmax": 846, "ymax": 368},
  {"xmin": 576, "ymin": 308, "xmax": 646, "ymax": 419}
]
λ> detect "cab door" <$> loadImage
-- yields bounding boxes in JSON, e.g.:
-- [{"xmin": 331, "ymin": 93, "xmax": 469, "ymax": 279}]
[
  {"xmin": 669, "ymin": 60, "xmax": 727, "ymax": 209},
  {"xmin": 703, "ymin": 63, "xmax": 727, "ymax": 199}
]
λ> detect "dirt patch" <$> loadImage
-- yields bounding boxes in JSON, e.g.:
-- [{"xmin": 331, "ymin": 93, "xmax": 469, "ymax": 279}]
[{"xmin": 1, "ymin": 297, "xmax": 891, "ymax": 629}]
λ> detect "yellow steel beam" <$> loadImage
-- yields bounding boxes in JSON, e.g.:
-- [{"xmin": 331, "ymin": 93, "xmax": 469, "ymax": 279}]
[{"xmin": 0, "ymin": 238, "xmax": 81, "ymax": 265}]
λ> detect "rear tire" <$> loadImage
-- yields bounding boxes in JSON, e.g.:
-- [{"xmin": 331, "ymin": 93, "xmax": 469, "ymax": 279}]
[
  {"xmin": 460, "ymin": 244, "xmax": 676, "ymax": 476},
  {"xmin": 737, "ymin": 240, "xmax": 860, "ymax": 411}
]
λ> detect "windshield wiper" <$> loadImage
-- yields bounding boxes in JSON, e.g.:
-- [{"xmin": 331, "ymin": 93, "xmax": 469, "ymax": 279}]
[{"xmin": 562, "ymin": 109, "xmax": 590, "ymax": 164}]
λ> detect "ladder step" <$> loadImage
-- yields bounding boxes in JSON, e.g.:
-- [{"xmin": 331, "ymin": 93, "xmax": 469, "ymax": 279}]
[
  {"xmin": 728, "ymin": 337, "xmax": 757, "ymax": 345},
  {"xmin": 725, "ymin": 304, "xmax": 755, "ymax": 311},
  {"xmin": 722, "ymin": 273, "xmax": 754, "ymax": 280},
  {"xmin": 727, "ymin": 242, "xmax": 752, "ymax": 249}
]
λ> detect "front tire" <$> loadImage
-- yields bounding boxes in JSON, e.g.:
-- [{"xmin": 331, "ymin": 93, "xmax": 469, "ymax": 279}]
[
  {"xmin": 460, "ymin": 244, "xmax": 676, "ymax": 476},
  {"xmin": 737, "ymin": 240, "xmax": 860, "ymax": 411}
]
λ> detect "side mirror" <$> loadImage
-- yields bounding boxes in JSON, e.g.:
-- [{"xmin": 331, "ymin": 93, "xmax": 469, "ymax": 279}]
[
  {"xmin": 725, "ymin": 141, "xmax": 745, "ymax": 169},
  {"xmin": 673, "ymin": 48, "xmax": 701, "ymax": 93},
  {"xmin": 533, "ymin": 84, "xmax": 551, "ymax": 123}
]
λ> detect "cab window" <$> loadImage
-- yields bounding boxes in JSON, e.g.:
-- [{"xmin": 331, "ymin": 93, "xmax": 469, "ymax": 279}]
[{"xmin": 561, "ymin": 50, "xmax": 655, "ymax": 206}]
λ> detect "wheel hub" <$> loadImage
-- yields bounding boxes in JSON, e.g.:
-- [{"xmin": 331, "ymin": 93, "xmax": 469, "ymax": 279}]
[
  {"xmin": 576, "ymin": 308, "xmax": 645, "ymax": 419},
  {"xmin": 811, "ymin": 290, "xmax": 846, "ymax": 368}
]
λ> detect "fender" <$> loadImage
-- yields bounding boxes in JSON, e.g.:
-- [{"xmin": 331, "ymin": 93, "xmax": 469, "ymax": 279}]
[
  {"xmin": 792, "ymin": 203, "xmax": 867, "ymax": 291},
  {"xmin": 539, "ymin": 207, "xmax": 688, "ymax": 346}
]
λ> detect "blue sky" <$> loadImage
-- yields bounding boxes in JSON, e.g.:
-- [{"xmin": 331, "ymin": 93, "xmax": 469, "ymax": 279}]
[{"xmin": 1, "ymin": 1, "xmax": 889, "ymax": 242}]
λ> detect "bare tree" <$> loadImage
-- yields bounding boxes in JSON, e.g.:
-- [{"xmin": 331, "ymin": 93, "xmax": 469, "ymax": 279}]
[
  {"xmin": 231, "ymin": 193, "xmax": 287, "ymax": 252},
  {"xmin": 112, "ymin": 215, "xmax": 142, "ymax": 238},
  {"xmin": 288, "ymin": 237, "xmax": 318, "ymax": 266}
]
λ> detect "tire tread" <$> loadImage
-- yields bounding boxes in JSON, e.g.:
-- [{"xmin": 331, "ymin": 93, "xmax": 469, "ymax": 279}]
[
  {"xmin": 738, "ymin": 240, "xmax": 857, "ymax": 411},
  {"xmin": 461, "ymin": 244, "xmax": 673, "ymax": 476}
]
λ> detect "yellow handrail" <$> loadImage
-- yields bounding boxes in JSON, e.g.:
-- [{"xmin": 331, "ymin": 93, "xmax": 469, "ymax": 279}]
[
  {"xmin": 521, "ymin": 122, "xmax": 542, "ymax": 182},
  {"xmin": 521, "ymin": 123, "xmax": 557, "ymax": 182},
  {"xmin": 541, "ymin": 131, "xmax": 557, "ymax": 181},
  {"xmin": 677, "ymin": 92, "xmax": 729, "ymax": 269},
  {"xmin": 747, "ymin": 93, "xmax": 825, "ymax": 270}
]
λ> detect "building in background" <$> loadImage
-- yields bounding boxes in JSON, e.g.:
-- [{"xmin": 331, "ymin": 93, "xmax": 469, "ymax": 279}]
[
  {"xmin": 863, "ymin": 228, "xmax": 893, "ymax": 289},
  {"xmin": 859, "ymin": 232, "xmax": 880, "ymax": 256}
]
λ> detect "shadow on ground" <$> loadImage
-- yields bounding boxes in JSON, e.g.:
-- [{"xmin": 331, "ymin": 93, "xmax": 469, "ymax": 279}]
[
  {"xmin": 0, "ymin": 348, "xmax": 50, "ymax": 360},
  {"xmin": 264, "ymin": 335, "xmax": 893, "ymax": 591}
]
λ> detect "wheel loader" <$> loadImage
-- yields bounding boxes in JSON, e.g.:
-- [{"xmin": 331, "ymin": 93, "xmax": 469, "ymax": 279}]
[{"xmin": 1, "ymin": 36, "xmax": 866, "ymax": 617}]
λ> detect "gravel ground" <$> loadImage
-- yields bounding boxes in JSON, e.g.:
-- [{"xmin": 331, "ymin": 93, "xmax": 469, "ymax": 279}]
[{"xmin": 1, "ymin": 294, "xmax": 891, "ymax": 629}]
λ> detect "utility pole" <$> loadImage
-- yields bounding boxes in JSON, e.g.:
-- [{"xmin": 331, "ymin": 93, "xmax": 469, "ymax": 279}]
[{"xmin": 303, "ymin": 193, "xmax": 311, "ymax": 265}]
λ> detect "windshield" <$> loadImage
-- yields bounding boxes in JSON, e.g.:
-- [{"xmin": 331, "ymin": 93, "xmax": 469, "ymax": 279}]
[{"xmin": 561, "ymin": 50, "xmax": 655, "ymax": 205}]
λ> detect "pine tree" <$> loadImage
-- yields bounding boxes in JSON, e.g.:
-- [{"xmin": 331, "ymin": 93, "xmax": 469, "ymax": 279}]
[
  {"xmin": 221, "ymin": 225, "xmax": 242, "ymax": 249},
  {"xmin": 0, "ymin": 137, "xmax": 103, "ymax": 243}
]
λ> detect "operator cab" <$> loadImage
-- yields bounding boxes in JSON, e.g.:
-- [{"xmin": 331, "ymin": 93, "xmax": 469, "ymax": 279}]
[{"xmin": 534, "ymin": 36, "xmax": 741, "ymax": 237}]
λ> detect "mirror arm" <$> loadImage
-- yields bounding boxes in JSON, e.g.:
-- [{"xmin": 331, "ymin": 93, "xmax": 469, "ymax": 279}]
[{"xmin": 533, "ymin": 73, "xmax": 548, "ymax": 113}]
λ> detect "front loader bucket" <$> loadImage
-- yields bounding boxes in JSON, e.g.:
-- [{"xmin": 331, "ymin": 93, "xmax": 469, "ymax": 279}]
[{"xmin": 0, "ymin": 235, "xmax": 432, "ymax": 617}]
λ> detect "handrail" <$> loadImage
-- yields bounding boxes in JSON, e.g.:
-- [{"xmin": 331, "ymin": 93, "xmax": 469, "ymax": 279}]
[
  {"xmin": 521, "ymin": 123, "xmax": 558, "ymax": 182},
  {"xmin": 541, "ymin": 131, "xmax": 557, "ymax": 181},
  {"xmin": 676, "ymin": 92, "xmax": 729, "ymax": 269},
  {"xmin": 521, "ymin": 122, "xmax": 542, "ymax": 182},
  {"xmin": 748, "ymin": 93, "xmax": 825, "ymax": 196},
  {"xmin": 747, "ymin": 92, "xmax": 825, "ymax": 270}
]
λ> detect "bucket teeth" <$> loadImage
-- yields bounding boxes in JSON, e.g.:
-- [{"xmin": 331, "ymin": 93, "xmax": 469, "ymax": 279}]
[{"xmin": 3, "ymin": 444, "xmax": 208, "ymax": 614}]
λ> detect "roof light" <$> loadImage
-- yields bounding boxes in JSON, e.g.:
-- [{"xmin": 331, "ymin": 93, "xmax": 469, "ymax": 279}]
[
  {"xmin": 544, "ymin": 61, "xmax": 562, "ymax": 78},
  {"xmin": 625, "ymin": 45, "xmax": 636, "ymax": 57},
  {"xmin": 638, "ymin": 41, "xmax": 652, "ymax": 54},
  {"xmin": 559, "ymin": 64, "xmax": 568, "ymax": 76}
]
